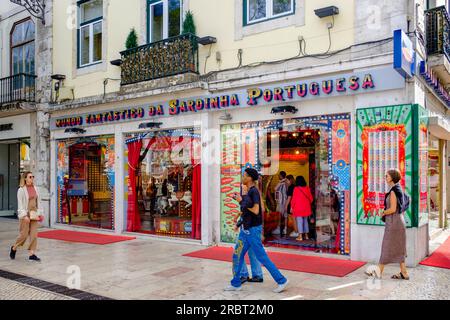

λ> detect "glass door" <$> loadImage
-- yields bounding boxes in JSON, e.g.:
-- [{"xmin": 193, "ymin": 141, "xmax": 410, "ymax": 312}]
[
  {"xmin": 148, "ymin": 0, "xmax": 181, "ymax": 43},
  {"xmin": 149, "ymin": 1, "xmax": 165, "ymax": 42}
]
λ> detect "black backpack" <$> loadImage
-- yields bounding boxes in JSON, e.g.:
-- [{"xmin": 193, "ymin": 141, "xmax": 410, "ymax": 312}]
[{"xmin": 386, "ymin": 185, "xmax": 410, "ymax": 214}]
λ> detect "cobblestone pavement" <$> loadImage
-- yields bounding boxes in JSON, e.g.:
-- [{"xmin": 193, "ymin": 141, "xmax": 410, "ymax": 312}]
[
  {"xmin": 0, "ymin": 277, "xmax": 73, "ymax": 300},
  {"xmin": 0, "ymin": 218, "xmax": 449, "ymax": 300}
]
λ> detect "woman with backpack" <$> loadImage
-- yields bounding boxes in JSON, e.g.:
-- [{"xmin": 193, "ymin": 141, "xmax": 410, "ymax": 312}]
[
  {"xmin": 366, "ymin": 169, "xmax": 409, "ymax": 280},
  {"xmin": 290, "ymin": 176, "xmax": 313, "ymax": 241}
]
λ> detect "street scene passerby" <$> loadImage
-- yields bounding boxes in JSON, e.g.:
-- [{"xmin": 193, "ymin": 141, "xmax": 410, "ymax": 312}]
[
  {"xmin": 272, "ymin": 171, "xmax": 288, "ymax": 236},
  {"xmin": 290, "ymin": 176, "xmax": 314, "ymax": 241},
  {"xmin": 225, "ymin": 168, "xmax": 288, "ymax": 293},
  {"xmin": 236, "ymin": 185, "xmax": 263, "ymax": 284},
  {"xmin": 9, "ymin": 172, "xmax": 43, "ymax": 262},
  {"xmin": 366, "ymin": 169, "xmax": 409, "ymax": 280}
]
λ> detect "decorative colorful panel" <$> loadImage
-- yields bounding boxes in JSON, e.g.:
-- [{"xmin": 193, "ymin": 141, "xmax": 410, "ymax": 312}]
[
  {"xmin": 220, "ymin": 124, "xmax": 242, "ymax": 243},
  {"xmin": 418, "ymin": 106, "xmax": 429, "ymax": 227},
  {"xmin": 220, "ymin": 114, "xmax": 351, "ymax": 255},
  {"xmin": 357, "ymin": 105, "xmax": 413, "ymax": 227}
]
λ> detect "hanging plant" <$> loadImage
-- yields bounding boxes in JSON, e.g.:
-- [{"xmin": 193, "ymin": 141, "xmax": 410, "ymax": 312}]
[{"xmin": 125, "ymin": 28, "xmax": 138, "ymax": 50}]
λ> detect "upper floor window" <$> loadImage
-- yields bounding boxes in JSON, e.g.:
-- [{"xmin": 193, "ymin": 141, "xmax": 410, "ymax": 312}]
[
  {"xmin": 244, "ymin": 0, "xmax": 294, "ymax": 25},
  {"xmin": 147, "ymin": 0, "xmax": 181, "ymax": 43},
  {"xmin": 78, "ymin": 0, "xmax": 103, "ymax": 67},
  {"xmin": 11, "ymin": 19, "xmax": 35, "ymax": 75}
]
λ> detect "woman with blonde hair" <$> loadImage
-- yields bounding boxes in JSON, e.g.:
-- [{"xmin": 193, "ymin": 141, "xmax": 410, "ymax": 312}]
[{"xmin": 9, "ymin": 172, "xmax": 43, "ymax": 262}]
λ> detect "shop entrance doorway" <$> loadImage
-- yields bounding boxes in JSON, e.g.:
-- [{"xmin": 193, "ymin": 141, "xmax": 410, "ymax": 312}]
[
  {"xmin": 65, "ymin": 142, "xmax": 113, "ymax": 229},
  {"xmin": 261, "ymin": 129, "xmax": 340, "ymax": 253},
  {"xmin": 220, "ymin": 115, "xmax": 351, "ymax": 255},
  {"xmin": 0, "ymin": 140, "xmax": 31, "ymax": 218}
]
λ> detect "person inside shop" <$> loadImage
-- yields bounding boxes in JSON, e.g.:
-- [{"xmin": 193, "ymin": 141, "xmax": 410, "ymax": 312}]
[
  {"xmin": 284, "ymin": 175, "xmax": 298, "ymax": 238},
  {"xmin": 290, "ymin": 176, "xmax": 313, "ymax": 242},
  {"xmin": 9, "ymin": 172, "xmax": 44, "ymax": 262},
  {"xmin": 225, "ymin": 168, "xmax": 288, "ymax": 293},
  {"xmin": 365, "ymin": 169, "xmax": 409, "ymax": 280},
  {"xmin": 273, "ymin": 171, "xmax": 288, "ymax": 236},
  {"xmin": 236, "ymin": 184, "xmax": 264, "ymax": 284}
]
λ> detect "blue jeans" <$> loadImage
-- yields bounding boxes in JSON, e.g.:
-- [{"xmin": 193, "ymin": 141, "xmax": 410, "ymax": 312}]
[
  {"xmin": 231, "ymin": 225, "xmax": 287, "ymax": 288},
  {"xmin": 296, "ymin": 217, "xmax": 309, "ymax": 233},
  {"xmin": 239, "ymin": 246, "xmax": 263, "ymax": 279}
]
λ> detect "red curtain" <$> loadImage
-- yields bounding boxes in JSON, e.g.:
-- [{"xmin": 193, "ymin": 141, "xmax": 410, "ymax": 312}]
[
  {"xmin": 127, "ymin": 140, "xmax": 142, "ymax": 232},
  {"xmin": 191, "ymin": 164, "xmax": 201, "ymax": 240}
]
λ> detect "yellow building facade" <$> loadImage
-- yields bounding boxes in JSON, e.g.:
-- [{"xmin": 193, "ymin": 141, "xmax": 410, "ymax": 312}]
[{"xmin": 52, "ymin": 0, "xmax": 355, "ymax": 100}]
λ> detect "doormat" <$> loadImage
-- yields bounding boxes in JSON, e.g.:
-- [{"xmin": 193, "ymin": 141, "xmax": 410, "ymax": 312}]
[
  {"xmin": 183, "ymin": 246, "xmax": 366, "ymax": 277},
  {"xmin": 38, "ymin": 230, "xmax": 136, "ymax": 245},
  {"xmin": 420, "ymin": 236, "xmax": 450, "ymax": 269}
]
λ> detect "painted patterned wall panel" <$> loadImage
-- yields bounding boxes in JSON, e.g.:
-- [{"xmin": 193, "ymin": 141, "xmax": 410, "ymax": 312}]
[
  {"xmin": 220, "ymin": 124, "xmax": 242, "ymax": 243},
  {"xmin": 417, "ymin": 105, "xmax": 429, "ymax": 227},
  {"xmin": 357, "ymin": 105, "xmax": 413, "ymax": 227}
]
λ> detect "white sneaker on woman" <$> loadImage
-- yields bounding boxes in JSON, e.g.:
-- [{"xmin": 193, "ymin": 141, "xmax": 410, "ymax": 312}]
[
  {"xmin": 273, "ymin": 280, "xmax": 289, "ymax": 293},
  {"xmin": 289, "ymin": 232, "xmax": 299, "ymax": 237}
]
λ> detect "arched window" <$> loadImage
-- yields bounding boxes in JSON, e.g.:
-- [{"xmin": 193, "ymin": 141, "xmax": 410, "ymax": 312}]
[{"xmin": 10, "ymin": 18, "xmax": 35, "ymax": 75}]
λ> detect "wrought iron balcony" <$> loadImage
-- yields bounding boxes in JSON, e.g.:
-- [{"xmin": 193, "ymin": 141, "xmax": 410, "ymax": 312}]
[
  {"xmin": 0, "ymin": 73, "xmax": 37, "ymax": 108},
  {"xmin": 120, "ymin": 33, "xmax": 199, "ymax": 86},
  {"xmin": 425, "ymin": 6, "xmax": 450, "ymax": 60}
]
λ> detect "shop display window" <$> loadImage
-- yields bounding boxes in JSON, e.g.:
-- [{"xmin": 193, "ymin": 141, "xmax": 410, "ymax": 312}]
[
  {"xmin": 56, "ymin": 136, "xmax": 115, "ymax": 230},
  {"xmin": 124, "ymin": 128, "xmax": 201, "ymax": 239},
  {"xmin": 220, "ymin": 115, "xmax": 351, "ymax": 255}
]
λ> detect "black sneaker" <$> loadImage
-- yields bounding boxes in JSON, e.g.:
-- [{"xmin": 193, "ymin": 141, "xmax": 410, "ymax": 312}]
[
  {"xmin": 29, "ymin": 255, "xmax": 41, "ymax": 262},
  {"xmin": 240, "ymin": 276, "xmax": 250, "ymax": 284},
  {"xmin": 248, "ymin": 276, "xmax": 264, "ymax": 283},
  {"xmin": 9, "ymin": 246, "xmax": 16, "ymax": 260}
]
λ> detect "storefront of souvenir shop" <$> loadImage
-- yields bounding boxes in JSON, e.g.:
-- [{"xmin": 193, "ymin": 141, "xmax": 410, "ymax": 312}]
[{"xmin": 49, "ymin": 64, "xmax": 431, "ymax": 263}]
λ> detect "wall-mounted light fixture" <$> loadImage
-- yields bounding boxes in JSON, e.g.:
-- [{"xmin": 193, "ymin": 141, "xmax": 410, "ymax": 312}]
[
  {"xmin": 271, "ymin": 106, "xmax": 298, "ymax": 115},
  {"xmin": 198, "ymin": 36, "xmax": 217, "ymax": 46},
  {"xmin": 110, "ymin": 59, "xmax": 123, "ymax": 66},
  {"xmin": 219, "ymin": 112, "xmax": 232, "ymax": 121},
  {"xmin": 139, "ymin": 122, "xmax": 162, "ymax": 129},
  {"xmin": 64, "ymin": 128, "xmax": 86, "ymax": 134},
  {"xmin": 51, "ymin": 74, "xmax": 66, "ymax": 102},
  {"xmin": 314, "ymin": 6, "xmax": 339, "ymax": 18}
]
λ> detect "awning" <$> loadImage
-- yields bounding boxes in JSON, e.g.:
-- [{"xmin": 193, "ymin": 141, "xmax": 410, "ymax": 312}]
[{"xmin": 428, "ymin": 115, "xmax": 450, "ymax": 140}]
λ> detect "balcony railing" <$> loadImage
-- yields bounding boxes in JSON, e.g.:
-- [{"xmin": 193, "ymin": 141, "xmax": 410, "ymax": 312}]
[
  {"xmin": 425, "ymin": 6, "xmax": 450, "ymax": 60},
  {"xmin": 120, "ymin": 33, "xmax": 199, "ymax": 86},
  {"xmin": 0, "ymin": 73, "xmax": 37, "ymax": 107}
]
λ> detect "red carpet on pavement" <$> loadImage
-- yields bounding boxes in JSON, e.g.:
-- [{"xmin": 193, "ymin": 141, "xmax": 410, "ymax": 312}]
[
  {"xmin": 420, "ymin": 236, "xmax": 450, "ymax": 269},
  {"xmin": 38, "ymin": 230, "xmax": 136, "ymax": 245},
  {"xmin": 183, "ymin": 246, "xmax": 366, "ymax": 277}
]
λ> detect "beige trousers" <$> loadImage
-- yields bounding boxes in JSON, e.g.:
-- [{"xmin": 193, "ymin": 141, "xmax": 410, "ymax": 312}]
[{"xmin": 14, "ymin": 218, "xmax": 39, "ymax": 251}]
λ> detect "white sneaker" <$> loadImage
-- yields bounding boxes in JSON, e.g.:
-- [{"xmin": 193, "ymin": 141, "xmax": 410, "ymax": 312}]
[
  {"xmin": 224, "ymin": 285, "xmax": 242, "ymax": 291},
  {"xmin": 289, "ymin": 232, "xmax": 299, "ymax": 237},
  {"xmin": 273, "ymin": 279, "xmax": 289, "ymax": 293},
  {"xmin": 272, "ymin": 227, "xmax": 281, "ymax": 235}
]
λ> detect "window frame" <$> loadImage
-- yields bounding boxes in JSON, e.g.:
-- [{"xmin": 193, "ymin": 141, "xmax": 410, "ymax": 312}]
[
  {"xmin": 77, "ymin": 0, "xmax": 103, "ymax": 68},
  {"xmin": 146, "ymin": 0, "xmax": 182, "ymax": 44},
  {"xmin": 243, "ymin": 0, "xmax": 295, "ymax": 26},
  {"xmin": 10, "ymin": 17, "xmax": 35, "ymax": 76}
]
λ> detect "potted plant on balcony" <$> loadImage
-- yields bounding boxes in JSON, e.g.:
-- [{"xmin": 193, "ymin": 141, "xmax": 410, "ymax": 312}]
[
  {"xmin": 181, "ymin": 11, "xmax": 197, "ymax": 72},
  {"xmin": 126, "ymin": 28, "xmax": 138, "ymax": 50}
]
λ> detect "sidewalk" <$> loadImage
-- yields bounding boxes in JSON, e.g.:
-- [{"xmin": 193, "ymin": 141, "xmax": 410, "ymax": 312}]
[{"xmin": 0, "ymin": 218, "xmax": 449, "ymax": 300}]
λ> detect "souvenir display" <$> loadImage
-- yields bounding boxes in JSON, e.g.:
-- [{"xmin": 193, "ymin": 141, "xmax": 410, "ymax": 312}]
[{"xmin": 125, "ymin": 128, "xmax": 201, "ymax": 238}]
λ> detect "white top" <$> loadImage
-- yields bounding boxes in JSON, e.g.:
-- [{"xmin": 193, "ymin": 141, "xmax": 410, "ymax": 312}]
[{"xmin": 17, "ymin": 185, "xmax": 41, "ymax": 219}]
